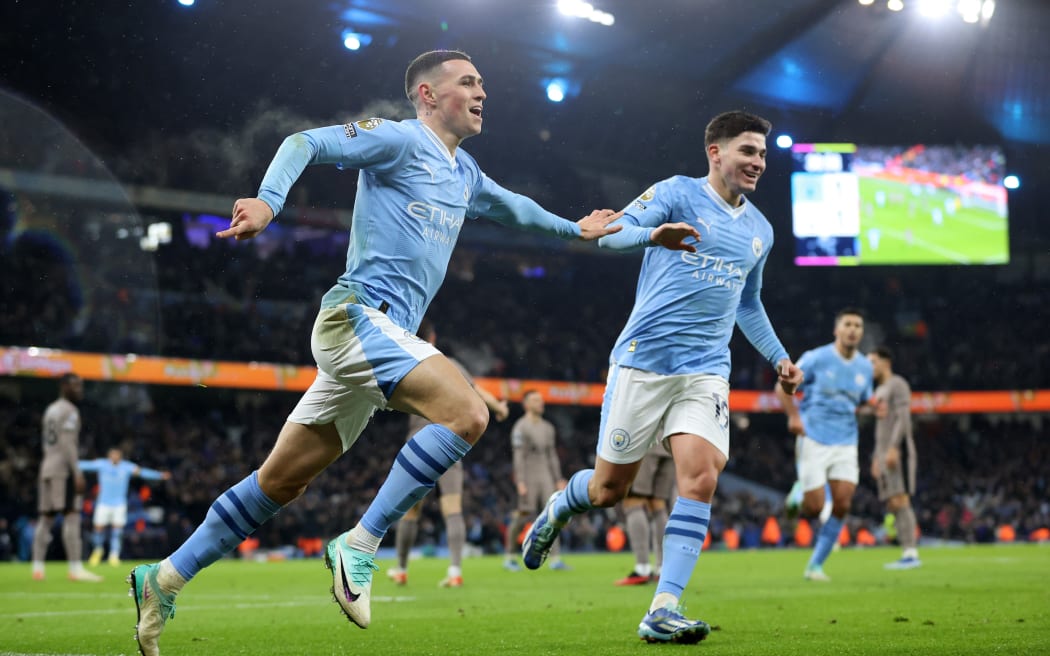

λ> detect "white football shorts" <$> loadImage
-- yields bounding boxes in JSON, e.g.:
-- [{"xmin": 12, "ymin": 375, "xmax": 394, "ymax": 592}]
[
  {"xmin": 796, "ymin": 435, "xmax": 860, "ymax": 490},
  {"xmin": 597, "ymin": 364, "xmax": 731, "ymax": 464},
  {"xmin": 288, "ymin": 304, "xmax": 440, "ymax": 452}
]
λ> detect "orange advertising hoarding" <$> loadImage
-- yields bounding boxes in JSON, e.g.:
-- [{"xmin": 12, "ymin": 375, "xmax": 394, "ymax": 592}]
[{"xmin": 3, "ymin": 346, "xmax": 1048, "ymax": 414}]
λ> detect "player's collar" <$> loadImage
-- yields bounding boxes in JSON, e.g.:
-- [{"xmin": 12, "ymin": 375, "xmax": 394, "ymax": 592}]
[
  {"xmin": 701, "ymin": 179, "xmax": 748, "ymax": 219},
  {"xmin": 418, "ymin": 122, "xmax": 459, "ymax": 169}
]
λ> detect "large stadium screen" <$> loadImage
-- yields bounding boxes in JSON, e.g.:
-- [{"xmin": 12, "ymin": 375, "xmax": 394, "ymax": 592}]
[{"xmin": 790, "ymin": 143, "xmax": 1009, "ymax": 265}]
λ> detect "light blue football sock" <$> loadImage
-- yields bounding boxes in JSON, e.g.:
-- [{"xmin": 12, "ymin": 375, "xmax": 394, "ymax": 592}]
[
  {"xmin": 655, "ymin": 497, "xmax": 711, "ymax": 598},
  {"xmin": 808, "ymin": 515, "xmax": 843, "ymax": 570},
  {"xmin": 360, "ymin": 424, "xmax": 470, "ymax": 538},
  {"xmin": 169, "ymin": 470, "xmax": 281, "ymax": 581},
  {"xmin": 552, "ymin": 469, "xmax": 595, "ymax": 523},
  {"xmin": 109, "ymin": 528, "xmax": 122, "ymax": 557}
]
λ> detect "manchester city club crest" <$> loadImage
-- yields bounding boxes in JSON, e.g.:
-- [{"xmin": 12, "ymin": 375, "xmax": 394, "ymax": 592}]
[
  {"xmin": 752, "ymin": 236, "xmax": 763, "ymax": 257},
  {"xmin": 609, "ymin": 428, "xmax": 631, "ymax": 452}
]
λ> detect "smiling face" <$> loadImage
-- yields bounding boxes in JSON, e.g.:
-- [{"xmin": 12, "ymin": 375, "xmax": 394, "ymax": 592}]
[
  {"xmin": 708, "ymin": 131, "xmax": 767, "ymax": 202},
  {"xmin": 417, "ymin": 58, "xmax": 486, "ymax": 144}
]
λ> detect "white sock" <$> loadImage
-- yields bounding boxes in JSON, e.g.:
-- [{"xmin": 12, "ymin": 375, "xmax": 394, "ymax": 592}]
[
  {"xmin": 347, "ymin": 524, "xmax": 382, "ymax": 554},
  {"xmin": 158, "ymin": 558, "xmax": 188, "ymax": 593},
  {"xmin": 636, "ymin": 563, "xmax": 652, "ymax": 577},
  {"xmin": 68, "ymin": 561, "xmax": 83, "ymax": 574},
  {"xmin": 650, "ymin": 592, "xmax": 679, "ymax": 613},
  {"xmin": 447, "ymin": 565, "xmax": 462, "ymax": 578},
  {"xmin": 902, "ymin": 547, "xmax": 919, "ymax": 560},
  {"xmin": 32, "ymin": 561, "xmax": 44, "ymax": 575}
]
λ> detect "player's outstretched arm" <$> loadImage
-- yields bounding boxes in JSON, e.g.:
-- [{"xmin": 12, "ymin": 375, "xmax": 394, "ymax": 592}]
[
  {"xmin": 650, "ymin": 222, "xmax": 700, "ymax": 252},
  {"xmin": 576, "ymin": 209, "xmax": 624, "ymax": 241},
  {"xmin": 217, "ymin": 198, "xmax": 274, "ymax": 241}
]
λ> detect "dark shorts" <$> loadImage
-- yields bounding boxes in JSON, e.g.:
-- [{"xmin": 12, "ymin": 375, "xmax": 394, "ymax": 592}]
[{"xmin": 38, "ymin": 474, "xmax": 78, "ymax": 514}]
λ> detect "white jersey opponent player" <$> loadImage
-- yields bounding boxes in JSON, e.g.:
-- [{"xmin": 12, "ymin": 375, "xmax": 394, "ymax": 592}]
[
  {"xmin": 776, "ymin": 308, "xmax": 874, "ymax": 582},
  {"xmin": 127, "ymin": 49, "xmax": 621, "ymax": 656},
  {"xmin": 521, "ymin": 111, "xmax": 802, "ymax": 644},
  {"xmin": 81, "ymin": 448, "xmax": 170, "ymax": 567}
]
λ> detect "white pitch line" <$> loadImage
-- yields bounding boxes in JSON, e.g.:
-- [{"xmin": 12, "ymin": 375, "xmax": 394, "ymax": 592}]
[{"xmin": 2, "ymin": 596, "xmax": 415, "ymax": 619}]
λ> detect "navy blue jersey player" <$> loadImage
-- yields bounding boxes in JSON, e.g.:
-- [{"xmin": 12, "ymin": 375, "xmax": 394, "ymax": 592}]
[
  {"xmin": 522, "ymin": 111, "xmax": 803, "ymax": 644},
  {"xmin": 127, "ymin": 50, "xmax": 621, "ymax": 656}
]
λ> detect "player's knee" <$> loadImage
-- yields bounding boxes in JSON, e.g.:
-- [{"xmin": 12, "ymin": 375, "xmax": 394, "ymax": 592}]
[
  {"xmin": 678, "ymin": 468, "xmax": 719, "ymax": 501},
  {"xmin": 591, "ymin": 479, "xmax": 630, "ymax": 508},
  {"xmin": 258, "ymin": 471, "xmax": 308, "ymax": 506},
  {"xmin": 802, "ymin": 499, "xmax": 824, "ymax": 517},
  {"xmin": 448, "ymin": 396, "xmax": 489, "ymax": 443}
]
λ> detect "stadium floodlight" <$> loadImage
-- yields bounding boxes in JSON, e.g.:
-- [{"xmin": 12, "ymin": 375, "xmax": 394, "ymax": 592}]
[
  {"xmin": 177, "ymin": 0, "xmax": 195, "ymax": 6},
  {"xmin": 546, "ymin": 80, "xmax": 567, "ymax": 103},
  {"xmin": 958, "ymin": 0, "xmax": 981, "ymax": 22},
  {"xmin": 980, "ymin": 0, "xmax": 995, "ymax": 21},
  {"xmin": 341, "ymin": 30, "xmax": 372, "ymax": 51},
  {"xmin": 858, "ymin": 0, "xmax": 874, "ymax": 5},
  {"xmin": 776, "ymin": 134, "xmax": 794, "ymax": 149},
  {"xmin": 887, "ymin": 0, "xmax": 904, "ymax": 11},
  {"xmin": 1003, "ymin": 175, "xmax": 1020, "ymax": 190},
  {"xmin": 556, "ymin": 0, "xmax": 614, "ymax": 26}
]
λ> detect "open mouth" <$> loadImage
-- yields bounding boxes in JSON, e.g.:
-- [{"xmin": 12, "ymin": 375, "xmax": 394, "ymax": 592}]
[{"xmin": 469, "ymin": 106, "xmax": 483, "ymax": 118}]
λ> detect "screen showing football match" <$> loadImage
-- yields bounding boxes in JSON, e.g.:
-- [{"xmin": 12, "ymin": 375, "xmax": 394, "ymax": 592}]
[{"xmin": 790, "ymin": 143, "xmax": 1010, "ymax": 265}]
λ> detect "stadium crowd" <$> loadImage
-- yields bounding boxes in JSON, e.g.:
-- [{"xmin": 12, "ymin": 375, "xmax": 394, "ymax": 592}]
[
  {"xmin": 1, "ymin": 183, "xmax": 1047, "ymax": 562},
  {"xmin": 1, "ymin": 377, "xmax": 1047, "ymax": 564}
]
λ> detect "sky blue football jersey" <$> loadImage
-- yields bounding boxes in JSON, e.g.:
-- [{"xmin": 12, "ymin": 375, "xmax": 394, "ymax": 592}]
[
  {"xmin": 256, "ymin": 118, "xmax": 579, "ymax": 333},
  {"xmin": 79, "ymin": 459, "xmax": 163, "ymax": 506},
  {"xmin": 598, "ymin": 176, "xmax": 789, "ymax": 378},
  {"xmin": 796, "ymin": 343, "xmax": 874, "ymax": 445}
]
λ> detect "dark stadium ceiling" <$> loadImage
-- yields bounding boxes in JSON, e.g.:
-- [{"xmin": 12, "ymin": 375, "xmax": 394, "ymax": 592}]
[{"xmin": 2, "ymin": 0, "xmax": 1049, "ymax": 158}]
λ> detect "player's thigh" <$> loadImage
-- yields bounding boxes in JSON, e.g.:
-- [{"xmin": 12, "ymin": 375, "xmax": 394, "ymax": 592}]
[
  {"xmin": 797, "ymin": 437, "xmax": 832, "ymax": 492},
  {"xmin": 668, "ymin": 433, "xmax": 727, "ymax": 497},
  {"xmin": 389, "ymin": 355, "xmax": 487, "ymax": 441},
  {"xmin": 258, "ymin": 420, "xmax": 344, "ymax": 502},
  {"xmin": 597, "ymin": 365, "xmax": 673, "ymax": 464}
]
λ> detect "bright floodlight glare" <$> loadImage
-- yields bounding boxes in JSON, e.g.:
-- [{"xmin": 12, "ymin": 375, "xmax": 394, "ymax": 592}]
[
  {"xmin": 1003, "ymin": 175, "xmax": 1020, "ymax": 190},
  {"xmin": 776, "ymin": 134, "xmax": 794, "ymax": 149},
  {"xmin": 557, "ymin": 0, "xmax": 592, "ymax": 18},
  {"xmin": 981, "ymin": 0, "xmax": 995, "ymax": 20},
  {"xmin": 858, "ymin": 0, "xmax": 874, "ymax": 5},
  {"xmin": 344, "ymin": 35, "xmax": 361, "ymax": 50},
  {"xmin": 177, "ymin": 0, "xmax": 195, "ymax": 6},
  {"xmin": 546, "ymin": 81, "xmax": 566, "ymax": 103},
  {"xmin": 887, "ymin": 0, "xmax": 904, "ymax": 11},
  {"xmin": 917, "ymin": 0, "xmax": 951, "ymax": 17}
]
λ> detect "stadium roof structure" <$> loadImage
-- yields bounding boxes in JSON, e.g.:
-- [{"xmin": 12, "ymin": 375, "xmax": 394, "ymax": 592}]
[
  {"xmin": 2, "ymin": 0, "xmax": 1047, "ymax": 240},
  {"xmin": 4, "ymin": 0, "xmax": 1048, "ymax": 143}
]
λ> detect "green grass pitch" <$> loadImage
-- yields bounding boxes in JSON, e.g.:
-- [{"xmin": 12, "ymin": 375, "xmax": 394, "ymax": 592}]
[
  {"xmin": 2, "ymin": 545, "xmax": 1047, "ymax": 655},
  {"xmin": 856, "ymin": 177, "xmax": 1009, "ymax": 265}
]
